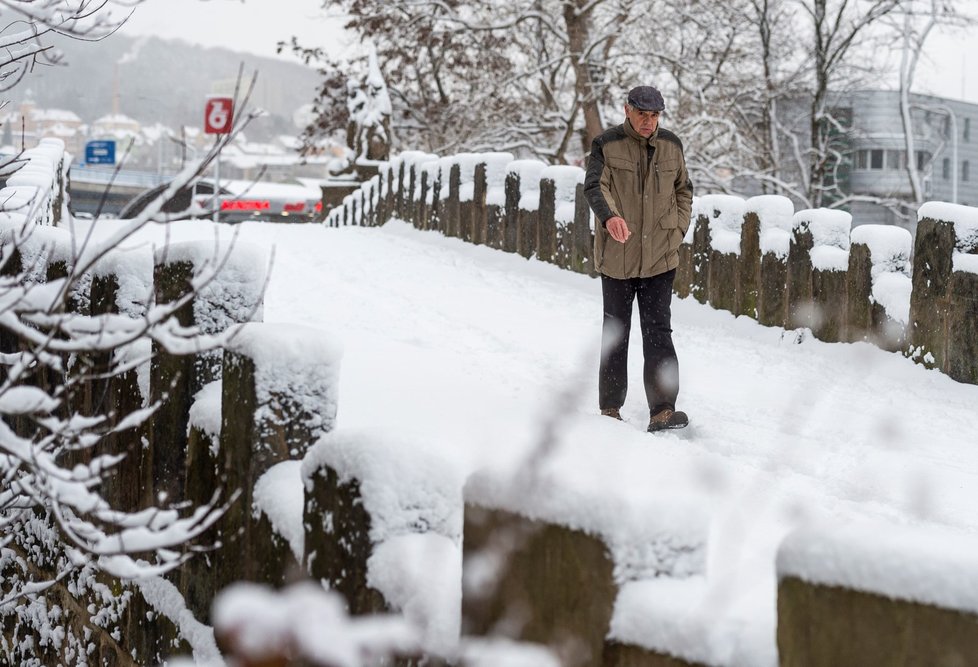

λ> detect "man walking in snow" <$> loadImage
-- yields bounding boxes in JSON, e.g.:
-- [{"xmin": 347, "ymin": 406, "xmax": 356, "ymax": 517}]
[{"xmin": 584, "ymin": 85, "xmax": 693, "ymax": 432}]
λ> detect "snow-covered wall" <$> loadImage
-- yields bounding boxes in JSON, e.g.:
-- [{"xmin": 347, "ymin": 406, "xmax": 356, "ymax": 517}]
[
  {"xmin": 324, "ymin": 152, "xmax": 978, "ymax": 388},
  {"xmin": 0, "ymin": 138, "xmax": 68, "ymax": 229}
]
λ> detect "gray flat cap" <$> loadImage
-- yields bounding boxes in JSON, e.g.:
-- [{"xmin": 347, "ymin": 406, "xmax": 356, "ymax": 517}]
[{"xmin": 627, "ymin": 86, "xmax": 665, "ymax": 112}]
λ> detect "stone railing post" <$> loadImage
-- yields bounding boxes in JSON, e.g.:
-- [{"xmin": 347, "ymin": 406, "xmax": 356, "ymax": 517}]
[
  {"xmin": 405, "ymin": 162, "xmax": 418, "ymax": 224},
  {"xmin": 539, "ymin": 165, "xmax": 585, "ymax": 270},
  {"xmin": 571, "ymin": 183, "xmax": 594, "ymax": 275},
  {"xmin": 191, "ymin": 322, "xmax": 340, "ymax": 623},
  {"xmin": 472, "ymin": 161, "xmax": 488, "ymax": 245},
  {"xmin": 446, "ymin": 162, "xmax": 461, "ymax": 238},
  {"xmin": 394, "ymin": 159, "xmax": 407, "ymax": 218},
  {"xmin": 429, "ymin": 163, "xmax": 444, "ymax": 233},
  {"xmin": 909, "ymin": 204, "xmax": 978, "ymax": 383},
  {"xmin": 786, "ymin": 211, "xmax": 816, "ymax": 330},
  {"xmin": 302, "ymin": 460, "xmax": 388, "ymax": 615},
  {"xmin": 739, "ymin": 211, "xmax": 761, "ymax": 318},
  {"xmin": 807, "ymin": 210, "xmax": 851, "ymax": 342},
  {"xmin": 690, "ymin": 213, "xmax": 711, "ymax": 304},
  {"xmin": 301, "ymin": 432, "xmax": 461, "ymax": 629},
  {"xmin": 536, "ymin": 177, "xmax": 557, "ymax": 264},
  {"xmin": 150, "ymin": 241, "xmax": 266, "ymax": 506},
  {"xmin": 778, "ymin": 521, "xmax": 978, "ymax": 665},
  {"xmin": 462, "ymin": 472, "xmax": 707, "ymax": 667},
  {"xmin": 675, "ymin": 226, "xmax": 694, "ymax": 299},
  {"xmin": 462, "ymin": 505, "xmax": 616, "ymax": 667},
  {"xmin": 948, "ymin": 260, "xmax": 978, "ymax": 384},
  {"xmin": 747, "ymin": 196, "xmax": 794, "ymax": 328},
  {"xmin": 503, "ymin": 171, "xmax": 521, "ymax": 254},
  {"xmin": 87, "ymin": 250, "xmax": 153, "ymax": 511},
  {"xmin": 350, "ymin": 194, "xmax": 360, "ymax": 228},
  {"xmin": 455, "ymin": 155, "xmax": 479, "ymax": 242},
  {"xmin": 846, "ymin": 225, "xmax": 912, "ymax": 351},
  {"xmin": 418, "ymin": 167, "xmax": 431, "ymax": 231},
  {"xmin": 481, "ymin": 153, "xmax": 515, "ymax": 251},
  {"xmin": 700, "ymin": 196, "xmax": 746, "ymax": 314},
  {"xmin": 514, "ymin": 162, "xmax": 547, "ymax": 260},
  {"xmin": 909, "ymin": 207, "xmax": 958, "ymax": 372}
]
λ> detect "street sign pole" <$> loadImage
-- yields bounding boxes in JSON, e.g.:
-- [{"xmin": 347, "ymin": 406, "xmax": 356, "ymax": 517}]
[
  {"xmin": 215, "ymin": 147, "xmax": 221, "ymax": 224},
  {"xmin": 204, "ymin": 96, "xmax": 234, "ymax": 223}
]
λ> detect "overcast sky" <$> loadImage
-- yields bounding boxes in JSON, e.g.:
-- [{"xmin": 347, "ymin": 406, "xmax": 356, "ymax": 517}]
[
  {"xmin": 117, "ymin": 0, "xmax": 978, "ymax": 104},
  {"xmin": 119, "ymin": 0, "xmax": 348, "ymax": 61}
]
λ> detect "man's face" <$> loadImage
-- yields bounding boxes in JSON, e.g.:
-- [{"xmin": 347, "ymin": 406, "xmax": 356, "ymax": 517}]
[{"xmin": 624, "ymin": 104, "xmax": 660, "ymax": 137}]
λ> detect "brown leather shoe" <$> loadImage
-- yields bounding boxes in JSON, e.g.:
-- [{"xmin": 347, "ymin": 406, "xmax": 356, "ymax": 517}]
[
  {"xmin": 648, "ymin": 408, "xmax": 689, "ymax": 432},
  {"xmin": 600, "ymin": 408, "xmax": 623, "ymax": 421}
]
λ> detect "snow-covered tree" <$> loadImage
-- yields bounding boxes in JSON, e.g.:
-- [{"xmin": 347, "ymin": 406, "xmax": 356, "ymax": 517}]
[
  {"xmin": 0, "ymin": 2, "xmax": 264, "ymax": 660},
  {"xmin": 0, "ymin": 0, "xmax": 135, "ymax": 92},
  {"xmin": 888, "ymin": 0, "xmax": 974, "ymax": 208}
]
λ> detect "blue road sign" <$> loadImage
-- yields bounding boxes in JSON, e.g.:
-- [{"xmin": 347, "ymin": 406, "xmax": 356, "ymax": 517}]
[{"xmin": 85, "ymin": 140, "xmax": 116, "ymax": 165}]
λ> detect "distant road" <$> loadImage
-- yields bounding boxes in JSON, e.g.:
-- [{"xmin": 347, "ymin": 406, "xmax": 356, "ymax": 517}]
[{"xmin": 68, "ymin": 164, "xmax": 168, "ymax": 216}]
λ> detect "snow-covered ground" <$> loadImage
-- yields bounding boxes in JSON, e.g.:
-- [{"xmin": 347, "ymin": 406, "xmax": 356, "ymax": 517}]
[{"xmin": 73, "ymin": 216, "xmax": 978, "ymax": 665}]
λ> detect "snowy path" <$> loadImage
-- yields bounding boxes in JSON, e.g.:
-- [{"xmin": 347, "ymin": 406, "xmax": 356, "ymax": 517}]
[
  {"xmin": 83, "ymin": 217, "xmax": 978, "ymax": 663},
  {"xmin": 251, "ymin": 219, "xmax": 978, "ymax": 527}
]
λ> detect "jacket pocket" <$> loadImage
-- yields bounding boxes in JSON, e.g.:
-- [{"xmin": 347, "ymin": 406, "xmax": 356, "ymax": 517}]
[
  {"xmin": 656, "ymin": 158, "xmax": 679, "ymax": 194},
  {"xmin": 606, "ymin": 156, "xmax": 638, "ymax": 199},
  {"xmin": 657, "ymin": 192, "xmax": 679, "ymax": 228}
]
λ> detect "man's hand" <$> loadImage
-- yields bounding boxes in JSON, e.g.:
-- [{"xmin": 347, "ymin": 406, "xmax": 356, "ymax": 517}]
[{"xmin": 606, "ymin": 216, "xmax": 631, "ymax": 243}]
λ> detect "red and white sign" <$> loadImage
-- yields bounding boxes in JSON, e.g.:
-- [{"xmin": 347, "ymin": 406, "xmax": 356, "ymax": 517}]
[{"xmin": 204, "ymin": 97, "xmax": 234, "ymax": 134}]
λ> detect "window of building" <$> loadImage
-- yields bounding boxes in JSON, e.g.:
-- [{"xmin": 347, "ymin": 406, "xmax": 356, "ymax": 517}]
[
  {"xmin": 916, "ymin": 151, "xmax": 931, "ymax": 171},
  {"xmin": 870, "ymin": 149, "xmax": 884, "ymax": 169},
  {"xmin": 856, "ymin": 150, "xmax": 868, "ymax": 169},
  {"xmin": 943, "ymin": 158, "xmax": 951, "ymax": 180},
  {"xmin": 886, "ymin": 150, "xmax": 904, "ymax": 170},
  {"xmin": 964, "ymin": 160, "xmax": 970, "ymax": 182}
]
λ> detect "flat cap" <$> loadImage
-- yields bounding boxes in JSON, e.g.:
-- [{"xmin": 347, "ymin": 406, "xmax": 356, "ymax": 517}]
[{"xmin": 627, "ymin": 86, "xmax": 665, "ymax": 112}]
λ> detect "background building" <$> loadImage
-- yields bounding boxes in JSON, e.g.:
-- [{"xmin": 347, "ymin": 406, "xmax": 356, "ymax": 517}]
[{"xmin": 845, "ymin": 90, "xmax": 978, "ymax": 228}]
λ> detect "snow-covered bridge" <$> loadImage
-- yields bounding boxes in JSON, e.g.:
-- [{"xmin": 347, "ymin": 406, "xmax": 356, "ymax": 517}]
[
  {"xmin": 92, "ymin": 211, "xmax": 978, "ymax": 665},
  {"xmin": 7, "ymin": 136, "xmax": 978, "ymax": 665}
]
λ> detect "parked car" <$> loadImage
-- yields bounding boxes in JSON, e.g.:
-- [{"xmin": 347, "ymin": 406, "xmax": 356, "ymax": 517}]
[{"xmin": 118, "ymin": 178, "xmax": 323, "ymax": 223}]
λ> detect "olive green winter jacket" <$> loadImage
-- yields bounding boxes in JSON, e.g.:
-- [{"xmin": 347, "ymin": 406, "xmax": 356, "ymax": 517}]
[{"xmin": 584, "ymin": 120, "xmax": 693, "ymax": 279}]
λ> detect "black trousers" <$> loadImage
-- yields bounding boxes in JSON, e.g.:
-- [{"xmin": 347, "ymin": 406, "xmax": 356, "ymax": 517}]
[{"xmin": 599, "ymin": 270, "xmax": 679, "ymax": 414}]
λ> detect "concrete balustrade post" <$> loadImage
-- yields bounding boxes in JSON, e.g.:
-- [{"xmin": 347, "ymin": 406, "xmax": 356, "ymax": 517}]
[
  {"xmin": 302, "ymin": 463, "xmax": 388, "ymax": 615},
  {"xmin": 777, "ymin": 522, "xmax": 978, "ymax": 666},
  {"xmin": 690, "ymin": 214, "xmax": 710, "ymax": 304},
  {"xmin": 150, "ymin": 241, "xmax": 265, "ymax": 506},
  {"xmin": 537, "ymin": 178, "xmax": 557, "ymax": 264},
  {"xmin": 909, "ymin": 215, "xmax": 955, "ymax": 370},
  {"xmin": 430, "ymin": 165, "xmax": 444, "ymax": 233},
  {"xmin": 786, "ymin": 214, "xmax": 816, "ymax": 330},
  {"xmin": 675, "ymin": 231, "xmax": 694, "ymax": 299},
  {"xmin": 406, "ymin": 162, "xmax": 418, "ymax": 224},
  {"xmin": 472, "ymin": 162, "xmax": 488, "ymax": 245},
  {"xmin": 845, "ymin": 225, "xmax": 912, "ymax": 351},
  {"xmin": 846, "ymin": 241, "xmax": 874, "ymax": 342},
  {"xmin": 699, "ymin": 196, "xmax": 746, "ymax": 314},
  {"xmin": 503, "ymin": 171, "xmax": 521, "ymax": 254},
  {"xmin": 86, "ymin": 250, "xmax": 153, "ymax": 512},
  {"xmin": 948, "ymin": 266, "xmax": 978, "ymax": 384},
  {"xmin": 446, "ymin": 163, "xmax": 462, "ymax": 238},
  {"xmin": 418, "ymin": 168, "xmax": 431, "ymax": 230},
  {"xmin": 189, "ymin": 323, "xmax": 340, "ymax": 622},
  {"xmin": 739, "ymin": 212, "xmax": 762, "ymax": 318},
  {"xmin": 462, "ymin": 505, "xmax": 617, "ymax": 667},
  {"xmin": 395, "ymin": 159, "xmax": 407, "ymax": 218},
  {"xmin": 572, "ymin": 183, "xmax": 594, "ymax": 275}
]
